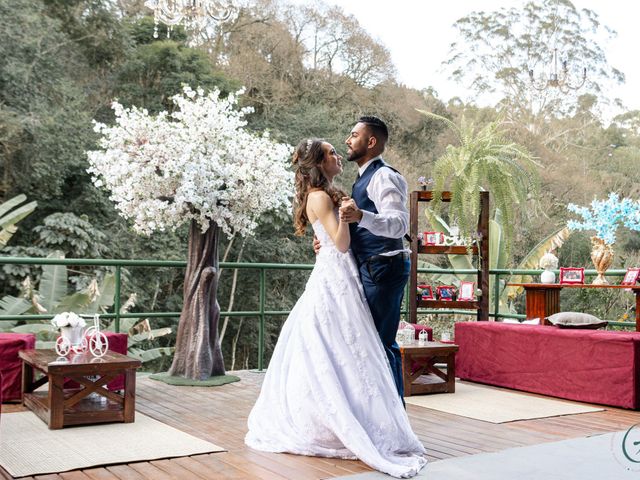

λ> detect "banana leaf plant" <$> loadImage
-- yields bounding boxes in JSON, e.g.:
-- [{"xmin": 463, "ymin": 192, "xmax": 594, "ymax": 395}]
[
  {"xmin": 0, "ymin": 252, "xmax": 172, "ymax": 363},
  {"xmin": 422, "ymin": 208, "xmax": 571, "ymax": 314},
  {"xmin": 105, "ymin": 316, "xmax": 174, "ymax": 363},
  {"xmin": 0, "ymin": 194, "xmax": 37, "ymax": 248}
]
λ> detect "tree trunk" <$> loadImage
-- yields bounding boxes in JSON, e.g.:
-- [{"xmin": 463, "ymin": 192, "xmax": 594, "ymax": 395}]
[{"xmin": 168, "ymin": 220, "xmax": 225, "ymax": 379}]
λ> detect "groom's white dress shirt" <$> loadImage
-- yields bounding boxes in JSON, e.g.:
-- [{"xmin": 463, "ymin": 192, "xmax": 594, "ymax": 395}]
[{"xmin": 356, "ymin": 156, "xmax": 410, "ymax": 256}]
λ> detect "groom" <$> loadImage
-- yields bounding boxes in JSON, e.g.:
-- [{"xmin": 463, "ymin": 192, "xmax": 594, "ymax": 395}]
[{"xmin": 339, "ymin": 116, "xmax": 410, "ymax": 400}]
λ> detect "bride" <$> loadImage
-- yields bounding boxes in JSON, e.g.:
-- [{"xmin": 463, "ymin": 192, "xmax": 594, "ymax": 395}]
[{"xmin": 245, "ymin": 138, "xmax": 427, "ymax": 478}]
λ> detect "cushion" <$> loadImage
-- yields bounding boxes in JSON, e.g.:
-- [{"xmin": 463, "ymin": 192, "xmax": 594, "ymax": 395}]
[
  {"xmin": 500, "ymin": 318, "xmax": 540, "ymax": 325},
  {"xmin": 546, "ymin": 312, "xmax": 608, "ymax": 329}
]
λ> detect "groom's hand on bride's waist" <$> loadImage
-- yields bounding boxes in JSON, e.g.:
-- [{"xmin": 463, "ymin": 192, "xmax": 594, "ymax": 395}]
[
  {"xmin": 313, "ymin": 235, "xmax": 321, "ymax": 255},
  {"xmin": 339, "ymin": 197, "xmax": 362, "ymax": 223}
]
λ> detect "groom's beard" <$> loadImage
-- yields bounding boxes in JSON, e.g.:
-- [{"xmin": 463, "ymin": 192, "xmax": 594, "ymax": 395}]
[{"xmin": 346, "ymin": 147, "xmax": 365, "ymax": 162}]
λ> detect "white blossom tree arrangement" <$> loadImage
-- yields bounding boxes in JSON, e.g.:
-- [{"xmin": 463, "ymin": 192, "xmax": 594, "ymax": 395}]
[{"xmin": 87, "ymin": 86, "xmax": 293, "ymax": 380}]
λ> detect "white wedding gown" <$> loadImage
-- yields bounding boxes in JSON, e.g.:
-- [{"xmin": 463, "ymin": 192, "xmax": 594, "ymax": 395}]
[{"xmin": 245, "ymin": 219, "xmax": 427, "ymax": 478}]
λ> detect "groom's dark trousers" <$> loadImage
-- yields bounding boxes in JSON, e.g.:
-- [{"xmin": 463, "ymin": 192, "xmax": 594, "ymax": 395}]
[{"xmin": 358, "ymin": 254, "xmax": 410, "ymax": 399}]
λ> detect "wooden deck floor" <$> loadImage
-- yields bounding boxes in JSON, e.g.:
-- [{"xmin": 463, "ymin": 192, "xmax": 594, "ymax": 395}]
[{"xmin": 3, "ymin": 370, "xmax": 639, "ymax": 479}]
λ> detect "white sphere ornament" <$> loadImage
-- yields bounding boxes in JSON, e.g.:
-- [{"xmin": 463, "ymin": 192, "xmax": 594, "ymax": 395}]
[{"xmin": 540, "ymin": 269, "xmax": 556, "ymax": 284}]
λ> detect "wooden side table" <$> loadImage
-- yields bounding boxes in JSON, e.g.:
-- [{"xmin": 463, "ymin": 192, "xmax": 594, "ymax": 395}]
[
  {"xmin": 20, "ymin": 349, "xmax": 141, "ymax": 429},
  {"xmin": 400, "ymin": 340, "xmax": 459, "ymax": 396},
  {"xmin": 508, "ymin": 283, "xmax": 640, "ymax": 331}
]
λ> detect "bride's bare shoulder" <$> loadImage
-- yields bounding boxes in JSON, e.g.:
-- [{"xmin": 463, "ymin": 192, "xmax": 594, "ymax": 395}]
[
  {"xmin": 307, "ymin": 189, "xmax": 332, "ymax": 204},
  {"xmin": 306, "ymin": 190, "xmax": 333, "ymax": 217}
]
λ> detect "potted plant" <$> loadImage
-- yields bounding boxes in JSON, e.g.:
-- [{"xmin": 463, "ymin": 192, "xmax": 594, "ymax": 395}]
[
  {"xmin": 416, "ymin": 111, "xmax": 540, "ymax": 256},
  {"xmin": 51, "ymin": 312, "xmax": 86, "ymax": 348}
]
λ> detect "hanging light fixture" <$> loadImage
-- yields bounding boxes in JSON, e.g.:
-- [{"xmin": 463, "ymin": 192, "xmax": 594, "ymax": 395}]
[
  {"xmin": 145, "ymin": 1, "xmax": 239, "ymax": 44},
  {"xmin": 527, "ymin": 0, "xmax": 587, "ymax": 94},
  {"xmin": 528, "ymin": 47, "xmax": 587, "ymax": 93}
]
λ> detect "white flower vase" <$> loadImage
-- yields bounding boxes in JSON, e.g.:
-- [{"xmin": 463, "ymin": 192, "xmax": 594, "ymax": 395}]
[
  {"xmin": 540, "ymin": 268, "xmax": 556, "ymax": 284},
  {"xmin": 60, "ymin": 325, "xmax": 85, "ymax": 347}
]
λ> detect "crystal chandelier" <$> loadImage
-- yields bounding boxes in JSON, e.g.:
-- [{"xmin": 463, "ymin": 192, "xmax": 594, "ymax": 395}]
[
  {"xmin": 528, "ymin": 48, "xmax": 586, "ymax": 93},
  {"xmin": 145, "ymin": 1, "xmax": 239, "ymax": 43}
]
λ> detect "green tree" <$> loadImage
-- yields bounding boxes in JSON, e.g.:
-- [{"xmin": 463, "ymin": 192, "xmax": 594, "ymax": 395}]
[
  {"xmin": 0, "ymin": 0, "xmax": 95, "ymax": 201},
  {"xmin": 111, "ymin": 17, "xmax": 238, "ymax": 115},
  {"xmin": 443, "ymin": 0, "xmax": 624, "ymax": 123}
]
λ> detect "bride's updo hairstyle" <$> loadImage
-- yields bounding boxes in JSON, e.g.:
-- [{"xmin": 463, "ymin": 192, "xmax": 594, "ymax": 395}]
[{"xmin": 292, "ymin": 138, "xmax": 347, "ymax": 236}]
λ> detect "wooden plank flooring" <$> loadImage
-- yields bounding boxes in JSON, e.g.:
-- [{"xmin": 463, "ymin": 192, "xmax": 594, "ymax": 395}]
[{"xmin": 2, "ymin": 370, "xmax": 639, "ymax": 479}]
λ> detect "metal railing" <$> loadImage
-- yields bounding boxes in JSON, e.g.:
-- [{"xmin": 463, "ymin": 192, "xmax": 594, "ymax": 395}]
[{"xmin": 0, "ymin": 257, "xmax": 636, "ymax": 369}]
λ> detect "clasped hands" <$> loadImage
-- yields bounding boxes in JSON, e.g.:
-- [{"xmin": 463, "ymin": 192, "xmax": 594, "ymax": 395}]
[
  {"xmin": 313, "ymin": 197, "xmax": 361, "ymax": 254},
  {"xmin": 339, "ymin": 197, "xmax": 362, "ymax": 224}
]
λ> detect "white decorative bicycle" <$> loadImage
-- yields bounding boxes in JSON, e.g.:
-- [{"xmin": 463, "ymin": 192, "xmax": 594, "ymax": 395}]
[{"xmin": 55, "ymin": 314, "xmax": 109, "ymax": 358}]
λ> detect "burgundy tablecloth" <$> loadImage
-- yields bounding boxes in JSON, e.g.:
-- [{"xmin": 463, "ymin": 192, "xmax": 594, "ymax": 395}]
[
  {"xmin": 455, "ymin": 321, "xmax": 640, "ymax": 409},
  {"xmin": 0, "ymin": 332, "xmax": 36, "ymax": 402}
]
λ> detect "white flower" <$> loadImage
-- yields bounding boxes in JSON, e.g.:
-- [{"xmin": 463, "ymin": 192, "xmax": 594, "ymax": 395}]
[
  {"xmin": 51, "ymin": 312, "xmax": 86, "ymax": 329},
  {"xmin": 86, "ymin": 86, "xmax": 294, "ymax": 238},
  {"xmin": 539, "ymin": 252, "xmax": 559, "ymax": 270}
]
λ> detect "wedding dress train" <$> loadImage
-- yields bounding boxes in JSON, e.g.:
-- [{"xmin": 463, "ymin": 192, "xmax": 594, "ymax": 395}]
[{"xmin": 245, "ymin": 219, "xmax": 427, "ymax": 478}]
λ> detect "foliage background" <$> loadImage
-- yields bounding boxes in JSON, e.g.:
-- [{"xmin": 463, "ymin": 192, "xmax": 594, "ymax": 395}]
[{"xmin": 2, "ymin": 0, "xmax": 640, "ymax": 369}]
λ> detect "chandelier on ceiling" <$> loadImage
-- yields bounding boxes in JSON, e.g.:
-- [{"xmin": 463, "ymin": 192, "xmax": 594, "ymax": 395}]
[
  {"xmin": 528, "ymin": 47, "xmax": 587, "ymax": 93},
  {"xmin": 145, "ymin": 0, "xmax": 239, "ymax": 44}
]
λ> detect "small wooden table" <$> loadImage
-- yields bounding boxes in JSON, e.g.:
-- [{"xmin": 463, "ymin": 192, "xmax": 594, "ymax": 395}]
[
  {"xmin": 508, "ymin": 283, "xmax": 640, "ymax": 331},
  {"xmin": 400, "ymin": 340, "xmax": 459, "ymax": 396},
  {"xmin": 20, "ymin": 349, "xmax": 141, "ymax": 429}
]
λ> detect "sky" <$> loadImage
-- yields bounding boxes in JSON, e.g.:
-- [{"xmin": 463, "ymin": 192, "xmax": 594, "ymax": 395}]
[{"xmin": 288, "ymin": 0, "xmax": 639, "ymax": 117}]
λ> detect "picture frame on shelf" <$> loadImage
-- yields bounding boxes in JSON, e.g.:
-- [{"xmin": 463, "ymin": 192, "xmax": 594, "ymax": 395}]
[
  {"xmin": 559, "ymin": 267, "xmax": 585, "ymax": 285},
  {"xmin": 621, "ymin": 267, "xmax": 640, "ymax": 286},
  {"xmin": 418, "ymin": 284, "xmax": 434, "ymax": 300},
  {"xmin": 423, "ymin": 231, "xmax": 444, "ymax": 246},
  {"xmin": 457, "ymin": 281, "xmax": 475, "ymax": 301},
  {"xmin": 436, "ymin": 285, "xmax": 456, "ymax": 301}
]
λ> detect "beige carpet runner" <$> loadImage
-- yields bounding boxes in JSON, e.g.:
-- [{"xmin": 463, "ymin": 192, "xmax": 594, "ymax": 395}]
[
  {"xmin": 0, "ymin": 411, "xmax": 224, "ymax": 478},
  {"xmin": 404, "ymin": 381, "xmax": 603, "ymax": 423}
]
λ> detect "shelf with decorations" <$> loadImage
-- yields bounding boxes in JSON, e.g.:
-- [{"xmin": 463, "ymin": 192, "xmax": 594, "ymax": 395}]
[
  {"xmin": 409, "ymin": 190, "xmax": 489, "ymax": 323},
  {"xmin": 418, "ymin": 245, "xmax": 479, "ymax": 255}
]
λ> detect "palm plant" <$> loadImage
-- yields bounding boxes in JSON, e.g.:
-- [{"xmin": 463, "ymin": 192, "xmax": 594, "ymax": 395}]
[{"xmin": 417, "ymin": 111, "xmax": 540, "ymax": 256}]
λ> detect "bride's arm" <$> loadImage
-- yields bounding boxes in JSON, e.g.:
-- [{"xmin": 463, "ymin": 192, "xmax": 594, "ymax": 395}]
[{"xmin": 307, "ymin": 191, "xmax": 350, "ymax": 253}]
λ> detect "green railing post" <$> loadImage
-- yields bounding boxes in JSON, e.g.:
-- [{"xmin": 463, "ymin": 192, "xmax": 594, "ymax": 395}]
[
  {"xmin": 493, "ymin": 273, "xmax": 500, "ymax": 320},
  {"xmin": 258, "ymin": 268, "xmax": 266, "ymax": 371},
  {"xmin": 114, "ymin": 266, "xmax": 122, "ymax": 333}
]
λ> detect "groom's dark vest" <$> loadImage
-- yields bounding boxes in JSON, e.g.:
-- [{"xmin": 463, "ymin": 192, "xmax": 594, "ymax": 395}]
[{"xmin": 349, "ymin": 159, "xmax": 404, "ymax": 265}]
